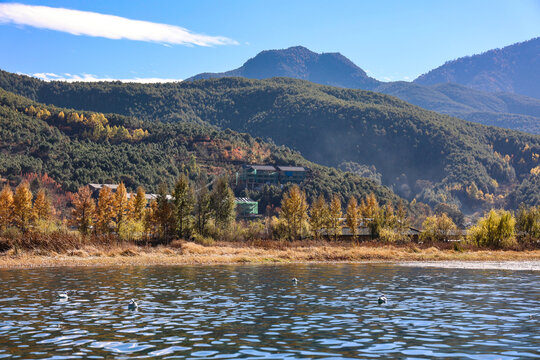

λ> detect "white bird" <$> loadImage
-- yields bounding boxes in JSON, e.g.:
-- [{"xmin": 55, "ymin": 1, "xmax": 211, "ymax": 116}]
[
  {"xmin": 378, "ymin": 295, "xmax": 387, "ymax": 304},
  {"xmin": 128, "ymin": 299, "xmax": 139, "ymax": 311},
  {"xmin": 58, "ymin": 292, "xmax": 69, "ymax": 300},
  {"xmin": 292, "ymin": 278, "xmax": 298, "ymax": 284}
]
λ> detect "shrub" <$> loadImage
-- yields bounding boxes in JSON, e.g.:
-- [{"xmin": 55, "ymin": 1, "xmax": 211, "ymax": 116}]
[
  {"xmin": 468, "ymin": 209, "xmax": 516, "ymax": 249},
  {"xmin": 192, "ymin": 233, "xmax": 215, "ymax": 246},
  {"xmin": 118, "ymin": 219, "xmax": 145, "ymax": 242},
  {"xmin": 420, "ymin": 213, "xmax": 457, "ymax": 242}
]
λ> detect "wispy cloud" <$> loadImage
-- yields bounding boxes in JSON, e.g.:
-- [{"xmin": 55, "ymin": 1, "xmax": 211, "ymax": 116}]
[
  {"xmin": 0, "ymin": 3, "xmax": 237, "ymax": 47},
  {"xmin": 31, "ymin": 72, "xmax": 182, "ymax": 83}
]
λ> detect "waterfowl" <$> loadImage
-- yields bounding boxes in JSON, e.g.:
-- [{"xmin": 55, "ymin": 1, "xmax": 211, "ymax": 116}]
[
  {"xmin": 128, "ymin": 299, "xmax": 138, "ymax": 311},
  {"xmin": 58, "ymin": 292, "xmax": 69, "ymax": 300},
  {"xmin": 292, "ymin": 278, "xmax": 298, "ymax": 284},
  {"xmin": 378, "ymin": 295, "xmax": 387, "ymax": 304}
]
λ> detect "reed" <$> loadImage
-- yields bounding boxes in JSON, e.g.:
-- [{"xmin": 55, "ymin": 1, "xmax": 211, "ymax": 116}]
[{"xmin": 1, "ymin": 238, "xmax": 539, "ymax": 268}]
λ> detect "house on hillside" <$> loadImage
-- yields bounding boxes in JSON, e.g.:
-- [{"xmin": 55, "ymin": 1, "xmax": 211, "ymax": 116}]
[
  {"xmin": 276, "ymin": 166, "xmax": 306, "ymax": 184},
  {"xmin": 237, "ymin": 165, "xmax": 279, "ymax": 187},
  {"xmin": 236, "ymin": 164, "xmax": 308, "ymax": 188}
]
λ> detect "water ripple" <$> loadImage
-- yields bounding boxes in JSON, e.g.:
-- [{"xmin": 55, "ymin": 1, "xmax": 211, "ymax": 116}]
[{"xmin": 0, "ymin": 264, "xmax": 539, "ymax": 359}]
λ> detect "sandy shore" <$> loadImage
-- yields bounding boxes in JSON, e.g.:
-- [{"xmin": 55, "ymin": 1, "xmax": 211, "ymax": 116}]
[{"xmin": 1, "ymin": 241, "xmax": 540, "ymax": 269}]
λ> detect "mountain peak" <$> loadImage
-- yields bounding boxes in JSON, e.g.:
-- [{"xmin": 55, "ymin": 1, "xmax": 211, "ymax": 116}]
[{"xmin": 186, "ymin": 46, "xmax": 380, "ymax": 89}]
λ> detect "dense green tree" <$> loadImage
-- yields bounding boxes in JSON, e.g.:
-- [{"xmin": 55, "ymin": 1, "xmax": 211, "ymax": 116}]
[
  {"xmin": 211, "ymin": 177, "xmax": 236, "ymax": 230},
  {"xmin": 173, "ymin": 174, "xmax": 195, "ymax": 239}
]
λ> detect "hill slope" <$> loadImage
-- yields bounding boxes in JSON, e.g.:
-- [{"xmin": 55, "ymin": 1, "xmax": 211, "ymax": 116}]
[
  {"xmin": 185, "ymin": 46, "xmax": 540, "ymax": 134},
  {"xmin": 0, "ymin": 87, "xmax": 397, "ymax": 206},
  {"xmin": 415, "ymin": 37, "xmax": 540, "ymax": 99},
  {"xmin": 1, "ymin": 71, "xmax": 538, "ymax": 210}
]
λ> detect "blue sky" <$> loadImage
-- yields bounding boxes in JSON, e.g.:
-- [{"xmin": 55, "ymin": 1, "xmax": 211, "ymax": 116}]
[{"xmin": 1, "ymin": 0, "xmax": 540, "ymax": 82}]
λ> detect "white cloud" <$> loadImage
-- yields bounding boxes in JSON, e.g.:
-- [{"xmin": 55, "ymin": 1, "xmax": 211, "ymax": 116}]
[
  {"xmin": 0, "ymin": 3, "xmax": 237, "ymax": 47},
  {"xmin": 32, "ymin": 72, "xmax": 182, "ymax": 83}
]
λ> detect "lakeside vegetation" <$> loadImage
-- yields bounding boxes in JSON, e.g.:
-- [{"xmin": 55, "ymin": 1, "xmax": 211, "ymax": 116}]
[{"xmin": 0, "ymin": 175, "xmax": 538, "ymax": 267}]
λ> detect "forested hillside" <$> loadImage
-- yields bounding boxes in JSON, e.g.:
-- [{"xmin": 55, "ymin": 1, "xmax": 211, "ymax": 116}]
[
  {"xmin": 183, "ymin": 46, "xmax": 540, "ymax": 134},
  {"xmin": 0, "ymin": 87, "xmax": 398, "ymax": 206},
  {"xmin": 415, "ymin": 37, "xmax": 540, "ymax": 99},
  {"xmin": 1, "ymin": 71, "xmax": 538, "ymax": 211}
]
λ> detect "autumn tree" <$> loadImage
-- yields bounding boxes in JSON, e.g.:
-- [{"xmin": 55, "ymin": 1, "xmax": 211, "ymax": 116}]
[
  {"xmin": 516, "ymin": 204, "xmax": 540, "ymax": 239},
  {"xmin": 360, "ymin": 193, "xmax": 381, "ymax": 238},
  {"xmin": 113, "ymin": 183, "xmax": 130, "ymax": 233},
  {"xmin": 395, "ymin": 200, "xmax": 409, "ymax": 233},
  {"xmin": 0, "ymin": 185, "xmax": 14, "ymax": 230},
  {"xmin": 210, "ymin": 177, "xmax": 236, "ymax": 230},
  {"xmin": 33, "ymin": 188, "xmax": 53, "ymax": 221},
  {"xmin": 421, "ymin": 213, "xmax": 457, "ymax": 243},
  {"xmin": 279, "ymin": 185, "xmax": 309, "ymax": 240},
  {"xmin": 12, "ymin": 182, "xmax": 34, "ymax": 231},
  {"xmin": 71, "ymin": 186, "xmax": 96, "ymax": 235},
  {"xmin": 360, "ymin": 193, "xmax": 379, "ymax": 219},
  {"xmin": 130, "ymin": 186, "xmax": 147, "ymax": 221},
  {"xmin": 309, "ymin": 195, "xmax": 329, "ymax": 239},
  {"xmin": 345, "ymin": 196, "xmax": 360, "ymax": 244},
  {"xmin": 96, "ymin": 186, "xmax": 115, "ymax": 234},
  {"xmin": 155, "ymin": 183, "xmax": 174, "ymax": 238},
  {"xmin": 173, "ymin": 175, "xmax": 195, "ymax": 238},
  {"xmin": 144, "ymin": 200, "xmax": 159, "ymax": 238},
  {"xmin": 328, "ymin": 195, "xmax": 342, "ymax": 241},
  {"xmin": 468, "ymin": 209, "xmax": 516, "ymax": 249}
]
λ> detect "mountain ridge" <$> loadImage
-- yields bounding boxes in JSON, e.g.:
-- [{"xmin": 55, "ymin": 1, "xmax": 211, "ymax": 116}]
[
  {"xmin": 186, "ymin": 45, "xmax": 540, "ymax": 134},
  {"xmin": 414, "ymin": 37, "xmax": 540, "ymax": 99}
]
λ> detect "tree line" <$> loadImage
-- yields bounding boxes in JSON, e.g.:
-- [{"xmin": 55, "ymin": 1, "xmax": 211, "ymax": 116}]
[{"xmin": 0, "ymin": 179, "xmax": 538, "ymax": 249}]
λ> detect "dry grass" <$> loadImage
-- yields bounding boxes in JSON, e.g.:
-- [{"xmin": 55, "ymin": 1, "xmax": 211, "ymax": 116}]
[{"xmin": 1, "ymin": 240, "xmax": 540, "ymax": 269}]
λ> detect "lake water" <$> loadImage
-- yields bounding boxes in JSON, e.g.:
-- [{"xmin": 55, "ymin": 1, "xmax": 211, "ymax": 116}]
[{"xmin": 0, "ymin": 264, "xmax": 538, "ymax": 359}]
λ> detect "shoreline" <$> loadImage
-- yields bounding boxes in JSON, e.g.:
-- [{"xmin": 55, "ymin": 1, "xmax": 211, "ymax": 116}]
[{"xmin": 1, "ymin": 241, "xmax": 540, "ymax": 270}]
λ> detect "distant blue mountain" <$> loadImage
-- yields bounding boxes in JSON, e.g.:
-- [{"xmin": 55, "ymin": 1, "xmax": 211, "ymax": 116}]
[{"xmin": 415, "ymin": 37, "xmax": 540, "ymax": 99}]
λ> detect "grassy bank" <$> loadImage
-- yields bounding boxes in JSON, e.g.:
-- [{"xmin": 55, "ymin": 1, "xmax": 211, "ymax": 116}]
[{"xmin": 1, "ymin": 240, "xmax": 540, "ymax": 269}]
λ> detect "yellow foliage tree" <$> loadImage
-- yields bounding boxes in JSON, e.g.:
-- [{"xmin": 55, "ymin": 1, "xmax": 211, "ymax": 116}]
[
  {"xmin": 420, "ymin": 213, "xmax": 457, "ymax": 242},
  {"xmin": 279, "ymin": 185, "xmax": 309, "ymax": 240},
  {"xmin": 328, "ymin": 195, "xmax": 342, "ymax": 241},
  {"xmin": 309, "ymin": 195, "xmax": 329, "ymax": 239},
  {"xmin": 33, "ymin": 188, "xmax": 53, "ymax": 221},
  {"xmin": 360, "ymin": 193, "xmax": 379, "ymax": 219},
  {"xmin": 130, "ymin": 186, "xmax": 147, "ymax": 221},
  {"xmin": 114, "ymin": 183, "xmax": 130, "ymax": 233},
  {"xmin": 12, "ymin": 182, "xmax": 34, "ymax": 231},
  {"xmin": 0, "ymin": 185, "xmax": 14, "ymax": 230},
  {"xmin": 468, "ymin": 209, "xmax": 516, "ymax": 249},
  {"xmin": 71, "ymin": 186, "xmax": 96, "ymax": 235},
  {"xmin": 345, "ymin": 196, "xmax": 360, "ymax": 244},
  {"xmin": 96, "ymin": 186, "xmax": 115, "ymax": 233}
]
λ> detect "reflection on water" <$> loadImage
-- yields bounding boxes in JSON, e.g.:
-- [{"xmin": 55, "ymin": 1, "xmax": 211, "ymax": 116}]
[{"xmin": 0, "ymin": 264, "xmax": 539, "ymax": 359}]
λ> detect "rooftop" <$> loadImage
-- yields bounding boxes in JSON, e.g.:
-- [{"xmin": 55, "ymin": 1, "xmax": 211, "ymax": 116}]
[
  {"xmin": 235, "ymin": 197, "xmax": 257, "ymax": 203},
  {"xmin": 88, "ymin": 183, "xmax": 119, "ymax": 190},
  {"xmin": 244, "ymin": 165, "xmax": 277, "ymax": 171},
  {"xmin": 276, "ymin": 166, "xmax": 306, "ymax": 172}
]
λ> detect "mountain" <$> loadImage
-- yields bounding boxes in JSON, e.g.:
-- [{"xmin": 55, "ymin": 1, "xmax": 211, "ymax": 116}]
[
  {"xmin": 1, "ymin": 70, "xmax": 538, "ymax": 211},
  {"xmin": 186, "ymin": 46, "xmax": 540, "ymax": 134},
  {"xmin": 187, "ymin": 46, "xmax": 381, "ymax": 90},
  {"xmin": 0, "ymin": 86, "xmax": 398, "ymax": 207},
  {"xmin": 415, "ymin": 37, "xmax": 540, "ymax": 99}
]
